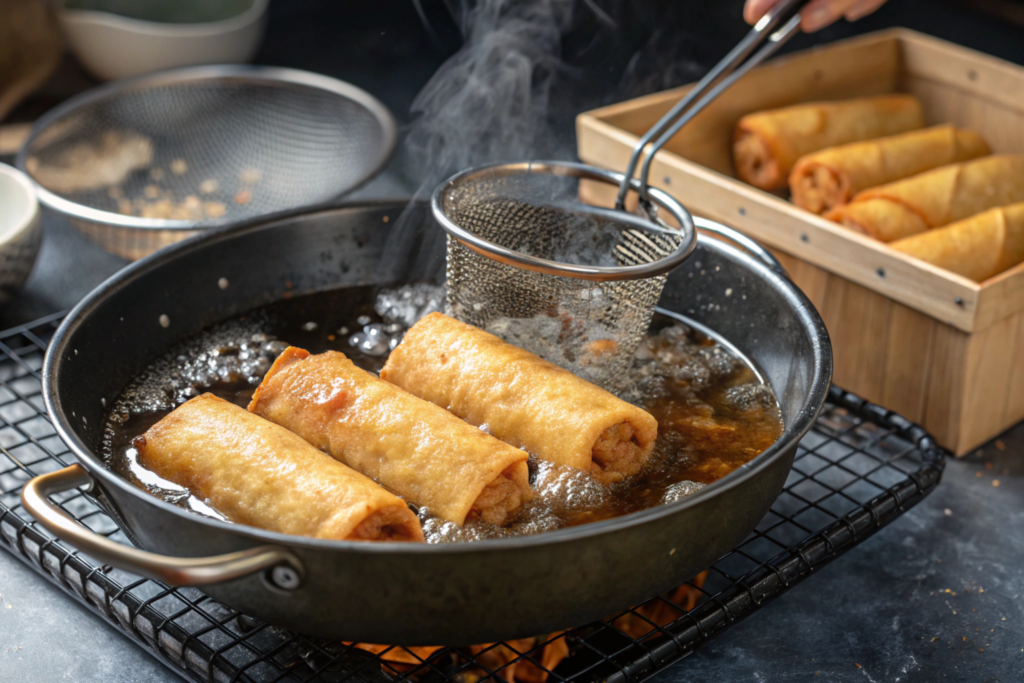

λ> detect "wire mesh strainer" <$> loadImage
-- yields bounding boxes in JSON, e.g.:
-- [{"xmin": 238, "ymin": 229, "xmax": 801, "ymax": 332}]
[
  {"xmin": 434, "ymin": 162, "xmax": 696, "ymax": 389},
  {"xmin": 434, "ymin": 2, "xmax": 810, "ymax": 389},
  {"xmin": 17, "ymin": 65, "xmax": 397, "ymax": 260}
]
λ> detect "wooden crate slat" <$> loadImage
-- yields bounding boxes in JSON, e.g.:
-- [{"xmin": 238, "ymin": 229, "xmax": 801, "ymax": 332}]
[{"xmin": 577, "ymin": 28, "xmax": 1024, "ymax": 455}]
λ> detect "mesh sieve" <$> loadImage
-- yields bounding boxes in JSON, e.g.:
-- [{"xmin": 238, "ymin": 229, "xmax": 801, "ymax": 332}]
[
  {"xmin": 17, "ymin": 65, "xmax": 396, "ymax": 259},
  {"xmin": 433, "ymin": 162, "xmax": 696, "ymax": 389},
  {"xmin": 432, "ymin": 3, "xmax": 808, "ymax": 389}
]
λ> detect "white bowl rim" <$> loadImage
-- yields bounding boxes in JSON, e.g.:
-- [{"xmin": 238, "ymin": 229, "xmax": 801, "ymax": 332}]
[
  {"xmin": 59, "ymin": 0, "xmax": 268, "ymax": 37},
  {"xmin": 0, "ymin": 163, "xmax": 41, "ymax": 244}
]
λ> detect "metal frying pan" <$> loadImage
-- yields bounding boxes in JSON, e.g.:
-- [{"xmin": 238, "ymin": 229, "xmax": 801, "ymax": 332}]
[{"xmin": 27, "ymin": 200, "xmax": 831, "ymax": 645}]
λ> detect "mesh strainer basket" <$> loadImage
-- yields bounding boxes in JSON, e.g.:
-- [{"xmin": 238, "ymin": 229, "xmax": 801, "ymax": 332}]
[
  {"xmin": 433, "ymin": 2, "xmax": 810, "ymax": 389},
  {"xmin": 17, "ymin": 65, "xmax": 396, "ymax": 260},
  {"xmin": 434, "ymin": 161, "xmax": 696, "ymax": 390}
]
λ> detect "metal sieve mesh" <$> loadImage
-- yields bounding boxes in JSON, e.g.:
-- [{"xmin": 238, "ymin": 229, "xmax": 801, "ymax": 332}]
[
  {"xmin": 17, "ymin": 66, "xmax": 396, "ymax": 260},
  {"xmin": 434, "ymin": 162, "xmax": 696, "ymax": 389},
  {"xmin": 432, "ymin": 0, "xmax": 807, "ymax": 390}
]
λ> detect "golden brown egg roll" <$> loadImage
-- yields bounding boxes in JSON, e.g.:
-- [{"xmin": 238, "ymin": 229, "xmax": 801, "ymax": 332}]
[
  {"xmin": 249, "ymin": 347, "xmax": 531, "ymax": 526},
  {"xmin": 379, "ymin": 313, "xmax": 659, "ymax": 485},
  {"xmin": 734, "ymin": 95, "xmax": 924, "ymax": 191},
  {"xmin": 889, "ymin": 202, "xmax": 1024, "ymax": 281},
  {"xmin": 135, "ymin": 394, "xmax": 424, "ymax": 542},
  {"xmin": 789, "ymin": 125, "xmax": 990, "ymax": 214},
  {"xmin": 826, "ymin": 155, "xmax": 1024, "ymax": 242}
]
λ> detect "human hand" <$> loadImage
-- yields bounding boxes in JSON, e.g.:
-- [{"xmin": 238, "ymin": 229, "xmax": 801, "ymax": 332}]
[{"xmin": 743, "ymin": 0, "xmax": 889, "ymax": 32}]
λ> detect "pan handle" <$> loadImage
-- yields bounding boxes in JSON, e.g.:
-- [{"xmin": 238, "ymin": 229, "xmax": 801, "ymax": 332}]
[
  {"xmin": 694, "ymin": 217, "xmax": 788, "ymax": 277},
  {"xmin": 21, "ymin": 464, "xmax": 305, "ymax": 591}
]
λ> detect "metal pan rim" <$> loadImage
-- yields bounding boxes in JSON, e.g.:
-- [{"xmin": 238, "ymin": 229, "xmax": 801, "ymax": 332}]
[{"xmin": 42, "ymin": 201, "xmax": 831, "ymax": 557}]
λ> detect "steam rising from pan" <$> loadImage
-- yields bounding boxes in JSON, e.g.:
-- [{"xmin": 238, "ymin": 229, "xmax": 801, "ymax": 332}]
[
  {"xmin": 385, "ymin": 0, "xmax": 576, "ymax": 282},
  {"xmin": 382, "ymin": 0, "xmax": 719, "ymax": 370},
  {"xmin": 405, "ymin": 0, "xmax": 574, "ymax": 180}
]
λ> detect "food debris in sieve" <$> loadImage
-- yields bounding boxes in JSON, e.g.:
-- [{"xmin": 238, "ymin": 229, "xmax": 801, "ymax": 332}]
[
  {"xmin": 26, "ymin": 130, "xmax": 153, "ymax": 194},
  {"xmin": 117, "ymin": 190, "xmax": 227, "ymax": 220},
  {"xmin": 203, "ymin": 202, "xmax": 227, "ymax": 218},
  {"xmin": 27, "ymin": 128, "xmax": 266, "ymax": 222}
]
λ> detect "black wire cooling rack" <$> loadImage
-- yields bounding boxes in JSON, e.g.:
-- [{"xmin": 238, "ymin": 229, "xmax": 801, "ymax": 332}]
[{"xmin": 0, "ymin": 313, "xmax": 946, "ymax": 683}]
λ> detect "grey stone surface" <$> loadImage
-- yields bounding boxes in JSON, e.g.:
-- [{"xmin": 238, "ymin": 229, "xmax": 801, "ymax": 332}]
[
  {"xmin": 660, "ymin": 432, "xmax": 1024, "ymax": 683},
  {"xmin": 0, "ymin": 551, "xmax": 176, "ymax": 682}
]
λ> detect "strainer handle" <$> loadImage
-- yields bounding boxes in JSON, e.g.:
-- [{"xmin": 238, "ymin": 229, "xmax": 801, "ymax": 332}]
[
  {"xmin": 614, "ymin": 0, "xmax": 808, "ymax": 210},
  {"xmin": 694, "ymin": 217, "xmax": 787, "ymax": 277}
]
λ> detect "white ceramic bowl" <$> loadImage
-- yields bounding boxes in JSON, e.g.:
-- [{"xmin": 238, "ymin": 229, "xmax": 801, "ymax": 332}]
[
  {"xmin": 59, "ymin": 0, "xmax": 268, "ymax": 81},
  {"xmin": 0, "ymin": 164, "xmax": 42, "ymax": 303}
]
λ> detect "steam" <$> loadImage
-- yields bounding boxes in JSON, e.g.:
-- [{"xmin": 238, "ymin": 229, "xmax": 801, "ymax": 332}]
[
  {"xmin": 405, "ymin": 0, "xmax": 575, "ymax": 181},
  {"xmin": 383, "ymin": 0, "xmax": 720, "ymax": 281},
  {"xmin": 401, "ymin": 0, "xmax": 732, "ymax": 183},
  {"xmin": 384, "ymin": 0, "xmax": 578, "ymax": 280}
]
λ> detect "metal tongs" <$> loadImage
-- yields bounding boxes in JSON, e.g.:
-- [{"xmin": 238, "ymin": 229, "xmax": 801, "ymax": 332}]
[{"xmin": 615, "ymin": 0, "xmax": 811, "ymax": 214}]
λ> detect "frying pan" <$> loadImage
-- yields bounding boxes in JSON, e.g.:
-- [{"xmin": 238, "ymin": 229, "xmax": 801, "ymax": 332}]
[{"xmin": 27, "ymin": 200, "xmax": 831, "ymax": 645}]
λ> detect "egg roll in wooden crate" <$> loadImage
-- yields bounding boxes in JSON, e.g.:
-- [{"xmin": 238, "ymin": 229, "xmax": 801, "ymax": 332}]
[{"xmin": 577, "ymin": 29, "xmax": 1024, "ymax": 456}]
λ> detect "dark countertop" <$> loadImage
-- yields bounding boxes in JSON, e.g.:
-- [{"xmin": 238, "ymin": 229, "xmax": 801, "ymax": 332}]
[{"xmin": 2, "ymin": 1, "xmax": 1023, "ymax": 681}]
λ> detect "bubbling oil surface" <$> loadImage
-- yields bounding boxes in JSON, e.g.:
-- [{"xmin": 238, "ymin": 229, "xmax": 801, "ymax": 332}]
[{"xmin": 102, "ymin": 284, "xmax": 783, "ymax": 543}]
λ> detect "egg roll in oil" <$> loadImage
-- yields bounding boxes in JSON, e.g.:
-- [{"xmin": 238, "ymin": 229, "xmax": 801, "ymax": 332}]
[
  {"xmin": 250, "ymin": 347, "xmax": 531, "ymax": 526},
  {"xmin": 381, "ymin": 313, "xmax": 658, "ymax": 485},
  {"xmin": 135, "ymin": 394, "xmax": 424, "ymax": 542}
]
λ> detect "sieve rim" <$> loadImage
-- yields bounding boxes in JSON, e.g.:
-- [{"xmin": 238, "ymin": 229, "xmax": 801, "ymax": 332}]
[
  {"xmin": 432, "ymin": 160, "xmax": 697, "ymax": 281},
  {"xmin": 16, "ymin": 64, "xmax": 398, "ymax": 231}
]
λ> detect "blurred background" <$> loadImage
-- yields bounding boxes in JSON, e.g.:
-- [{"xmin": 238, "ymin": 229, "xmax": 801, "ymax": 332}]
[
  {"xmin": 2, "ymin": 0, "xmax": 1024, "ymax": 325},
  {"xmin": 7, "ymin": 0, "xmax": 1024, "ymax": 165}
]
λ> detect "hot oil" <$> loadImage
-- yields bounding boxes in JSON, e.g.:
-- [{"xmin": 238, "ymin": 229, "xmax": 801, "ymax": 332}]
[{"xmin": 102, "ymin": 284, "xmax": 783, "ymax": 544}]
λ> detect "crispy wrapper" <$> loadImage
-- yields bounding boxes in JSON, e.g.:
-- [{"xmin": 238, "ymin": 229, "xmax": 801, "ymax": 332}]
[
  {"xmin": 135, "ymin": 394, "xmax": 423, "ymax": 542},
  {"xmin": 890, "ymin": 202, "xmax": 1024, "ymax": 281},
  {"xmin": 789, "ymin": 125, "xmax": 989, "ymax": 214},
  {"xmin": 249, "ymin": 347, "xmax": 531, "ymax": 526},
  {"xmin": 826, "ymin": 154, "xmax": 1024, "ymax": 242},
  {"xmin": 734, "ymin": 95, "xmax": 923, "ymax": 191},
  {"xmin": 380, "ymin": 313, "xmax": 658, "ymax": 484}
]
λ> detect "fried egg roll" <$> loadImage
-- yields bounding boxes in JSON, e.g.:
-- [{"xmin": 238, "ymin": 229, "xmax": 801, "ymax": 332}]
[
  {"xmin": 135, "ymin": 394, "xmax": 424, "ymax": 542},
  {"xmin": 826, "ymin": 155, "xmax": 1024, "ymax": 242},
  {"xmin": 380, "ymin": 313, "xmax": 659, "ymax": 485},
  {"xmin": 789, "ymin": 125, "xmax": 990, "ymax": 214},
  {"xmin": 734, "ymin": 95, "xmax": 923, "ymax": 191},
  {"xmin": 890, "ymin": 202, "xmax": 1024, "ymax": 281},
  {"xmin": 249, "ymin": 347, "xmax": 531, "ymax": 526}
]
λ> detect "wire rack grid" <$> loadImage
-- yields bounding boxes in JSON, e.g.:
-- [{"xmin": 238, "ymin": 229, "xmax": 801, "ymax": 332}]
[{"xmin": 0, "ymin": 314, "xmax": 945, "ymax": 683}]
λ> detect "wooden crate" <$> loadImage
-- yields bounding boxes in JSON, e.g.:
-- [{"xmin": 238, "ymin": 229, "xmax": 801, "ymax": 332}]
[{"xmin": 577, "ymin": 28, "xmax": 1024, "ymax": 456}]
